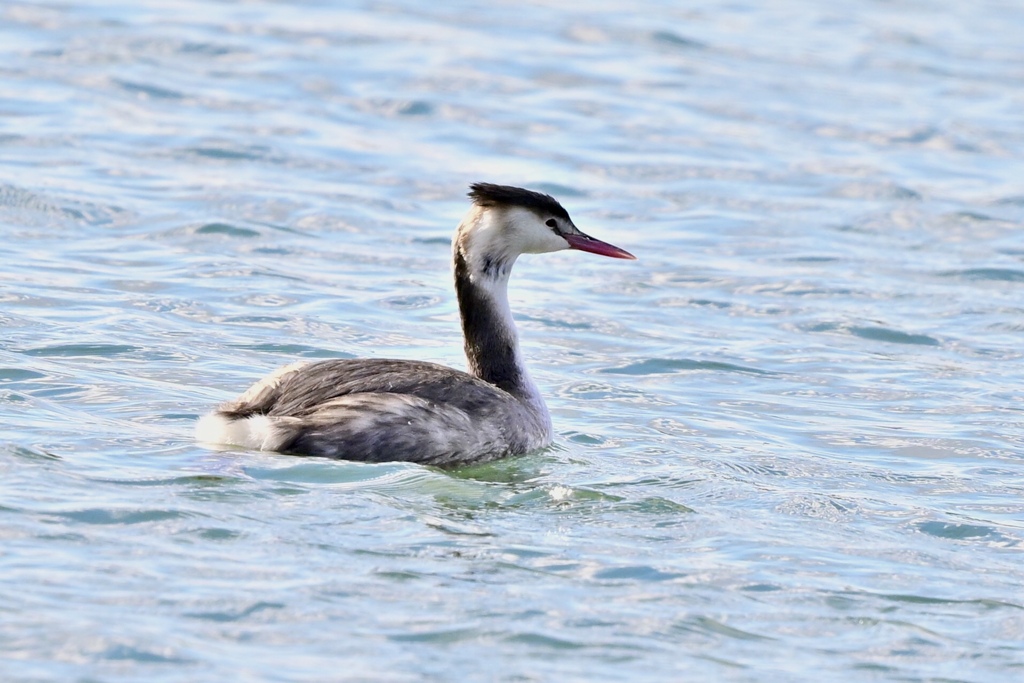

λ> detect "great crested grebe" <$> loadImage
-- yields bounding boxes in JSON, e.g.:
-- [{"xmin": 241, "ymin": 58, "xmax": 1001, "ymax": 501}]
[{"xmin": 196, "ymin": 183, "xmax": 635, "ymax": 466}]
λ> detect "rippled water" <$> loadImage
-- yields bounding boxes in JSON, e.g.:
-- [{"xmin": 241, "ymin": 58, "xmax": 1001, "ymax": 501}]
[{"xmin": 2, "ymin": 1, "xmax": 1023, "ymax": 680}]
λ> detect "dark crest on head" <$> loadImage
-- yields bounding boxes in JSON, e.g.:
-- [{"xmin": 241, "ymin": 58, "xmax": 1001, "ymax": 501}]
[{"xmin": 468, "ymin": 183, "xmax": 571, "ymax": 222}]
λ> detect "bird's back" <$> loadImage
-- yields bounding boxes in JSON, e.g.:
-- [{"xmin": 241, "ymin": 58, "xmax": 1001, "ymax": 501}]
[{"xmin": 198, "ymin": 358, "xmax": 549, "ymax": 466}]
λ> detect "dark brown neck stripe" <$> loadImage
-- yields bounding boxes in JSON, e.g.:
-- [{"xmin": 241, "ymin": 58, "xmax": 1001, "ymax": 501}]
[{"xmin": 454, "ymin": 249, "xmax": 526, "ymax": 396}]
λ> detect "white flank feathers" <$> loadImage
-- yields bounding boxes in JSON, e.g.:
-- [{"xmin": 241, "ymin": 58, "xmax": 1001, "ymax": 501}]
[{"xmin": 194, "ymin": 413, "xmax": 288, "ymax": 451}]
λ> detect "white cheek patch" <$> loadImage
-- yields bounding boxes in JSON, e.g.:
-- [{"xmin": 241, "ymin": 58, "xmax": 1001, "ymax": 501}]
[
  {"xmin": 503, "ymin": 207, "xmax": 557, "ymax": 255},
  {"xmin": 479, "ymin": 207, "xmax": 568, "ymax": 256}
]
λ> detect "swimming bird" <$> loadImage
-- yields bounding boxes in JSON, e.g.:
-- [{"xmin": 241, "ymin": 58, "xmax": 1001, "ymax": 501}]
[{"xmin": 196, "ymin": 183, "xmax": 635, "ymax": 466}]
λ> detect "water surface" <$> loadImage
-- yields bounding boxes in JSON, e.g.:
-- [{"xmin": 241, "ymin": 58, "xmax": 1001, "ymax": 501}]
[{"xmin": 1, "ymin": 1, "xmax": 1023, "ymax": 681}]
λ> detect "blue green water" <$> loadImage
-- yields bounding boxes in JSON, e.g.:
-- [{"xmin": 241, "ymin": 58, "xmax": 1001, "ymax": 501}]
[{"xmin": 2, "ymin": 1, "xmax": 1023, "ymax": 681}]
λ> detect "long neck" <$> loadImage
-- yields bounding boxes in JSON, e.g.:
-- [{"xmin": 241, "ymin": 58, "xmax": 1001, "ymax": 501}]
[{"xmin": 453, "ymin": 248, "xmax": 540, "ymax": 404}]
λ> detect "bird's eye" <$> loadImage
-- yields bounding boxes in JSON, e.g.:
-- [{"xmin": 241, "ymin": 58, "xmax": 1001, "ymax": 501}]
[{"xmin": 545, "ymin": 219, "xmax": 558, "ymax": 229}]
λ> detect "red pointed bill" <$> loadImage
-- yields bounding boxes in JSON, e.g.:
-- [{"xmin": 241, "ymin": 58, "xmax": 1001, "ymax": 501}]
[{"xmin": 564, "ymin": 232, "xmax": 636, "ymax": 260}]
